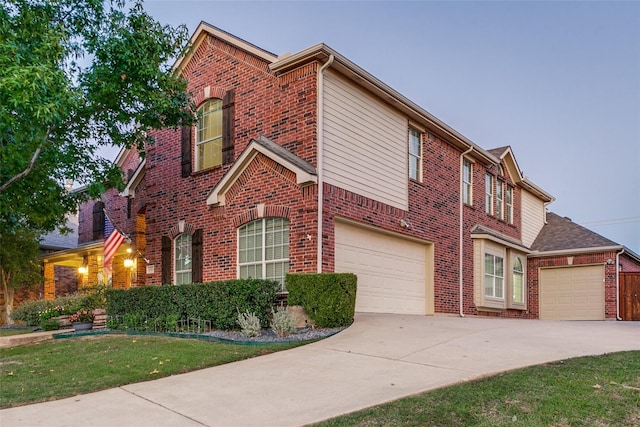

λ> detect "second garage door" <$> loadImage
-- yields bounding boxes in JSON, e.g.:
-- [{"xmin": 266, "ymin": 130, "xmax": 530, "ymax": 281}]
[
  {"xmin": 539, "ymin": 265, "xmax": 605, "ymax": 320},
  {"xmin": 334, "ymin": 221, "xmax": 433, "ymax": 315}
]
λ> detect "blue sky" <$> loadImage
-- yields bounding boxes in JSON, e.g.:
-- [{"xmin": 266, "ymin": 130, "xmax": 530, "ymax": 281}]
[{"xmin": 140, "ymin": 0, "xmax": 639, "ymax": 253}]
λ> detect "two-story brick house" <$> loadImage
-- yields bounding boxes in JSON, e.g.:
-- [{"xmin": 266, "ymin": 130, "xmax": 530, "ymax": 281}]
[{"xmin": 41, "ymin": 22, "xmax": 640, "ymax": 321}]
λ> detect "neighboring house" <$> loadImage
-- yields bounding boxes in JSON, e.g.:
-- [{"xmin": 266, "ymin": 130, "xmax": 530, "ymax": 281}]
[{"xmin": 40, "ymin": 22, "xmax": 640, "ymax": 320}]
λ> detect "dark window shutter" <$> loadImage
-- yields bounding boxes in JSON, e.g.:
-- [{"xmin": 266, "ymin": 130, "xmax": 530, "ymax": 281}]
[
  {"xmin": 222, "ymin": 90, "xmax": 235, "ymax": 165},
  {"xmin": 192, "ymin": 229, "xmax": 203, "ymax": 283},
  {"xmin": 92, "ymin": 202, "xmax": 105, "ymax": 240},
  {"xmin": 181, "ymin": 126, "xmax": 192, "ymax": 177},
  {"xmin": 161, "ymin": 236, "xmax": 172, "ymax": 284}
]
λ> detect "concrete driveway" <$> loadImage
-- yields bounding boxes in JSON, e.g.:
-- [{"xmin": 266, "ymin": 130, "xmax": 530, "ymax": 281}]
[{"xmin": 2, "ymin": 314, "xmax": 639, "ymax": 426}]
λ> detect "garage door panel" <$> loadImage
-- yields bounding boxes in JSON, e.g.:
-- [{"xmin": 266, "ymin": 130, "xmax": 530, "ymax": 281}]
[
  {"xmin": 335, "ymin": 222, "xmax": 430, "ymax": 315},
  {"xmin": 539, "ymin": 266, "xmax": 604, "ymax": 320}
]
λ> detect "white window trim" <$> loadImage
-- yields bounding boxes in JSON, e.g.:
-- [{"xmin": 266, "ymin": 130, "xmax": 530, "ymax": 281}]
[
  {"xmin": 195, "ymin": 99, "xmax": 223, "ymax": 171},
  {"xmin": 237, "ymin": 218, "xmax": 290, "ymax": 292},
  {"xmin": 485, "ymin": 173, "xmax": 494, "ymax": 215},
  {"xmin": 484, "ymin": 253, "xmax": 505, "ymax": 300},
  {"xmin": 408, "ymin": 127, "xmax": 422, "ymax": 182},
  {"xmin": 496, "ymin": 179, "xmax": 505, "ymax": 221},
  {"xmin": 463, "ymin": 158, "xmax": 473, "ymax": 205},
  {"xmin": 174, "ymin": 233, "xmax": 192, "ymax": 285},
  {"xmin": 506, "ymin": 185, "xmax": 514, "ymax": 224},
  {"xmin": 508, "ymin": 255, "xmax": 526, "ymax": 308}
]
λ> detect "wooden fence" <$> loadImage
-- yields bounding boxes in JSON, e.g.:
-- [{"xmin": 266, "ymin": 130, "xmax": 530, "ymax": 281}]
[{"xmin": 620, "ymin": 273, "xmax": 640, "ymax": 321}]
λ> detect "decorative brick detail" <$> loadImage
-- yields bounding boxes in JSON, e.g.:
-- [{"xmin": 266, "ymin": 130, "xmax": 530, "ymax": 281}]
[{"xmin": 168, "ymin": 221, "xmax": 195, "ymax": 239}]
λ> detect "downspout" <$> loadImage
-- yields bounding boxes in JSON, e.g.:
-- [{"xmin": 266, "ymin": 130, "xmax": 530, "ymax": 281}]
[
  {"xmin": 616, "ymin": 248, "xmax": 625, "ymax": 320},
  {"xmin": 459, "ymin": 147, "xmax": 474, "ymax": 317},
  {"xmin": 317, "ymin": 55, "xmax": 334, "ymax": 273}
]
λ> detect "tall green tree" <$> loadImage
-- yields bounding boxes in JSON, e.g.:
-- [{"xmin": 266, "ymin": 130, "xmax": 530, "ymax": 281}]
[
  {"xmin": 0, "ymin": 0, "xmax": 195, "ymax": 234},
  {"xmin": 0, "ymin": 0, "xmax": 195, "ymax": 319},
  {"xmin": 0, "ymin": 226, "xmax": 41, "ymax": 324}
]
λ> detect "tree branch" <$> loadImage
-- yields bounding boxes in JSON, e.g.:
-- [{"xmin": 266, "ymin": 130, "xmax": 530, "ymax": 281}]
[{"xmin": 0, "ymin": 129, "xmax": 52, "ymax": 193}]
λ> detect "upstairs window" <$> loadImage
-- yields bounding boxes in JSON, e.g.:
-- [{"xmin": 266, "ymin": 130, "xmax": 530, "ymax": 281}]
[
  {"xmin": 485, "ymin": 174, "xmax": 494, "ymax": 215},
  {"xmin": 462, "ymin": 159, "xmax": 472, "ymax": 205},
  {"xmin": 238, "ymin": 218, "xmax": 290, "ymax": 292},
  {"xmin": 408, "ymin": 127, "xmax": 422, "ymax": 181},
  {"xmin": 196, "ymin": 99, "xmax": 223, "ymax": 171},
  {"xmin": 496, "ymin": 180, "xmax": 505, "ymax": 221},
  {"xmin": 174, "ymin": 233, "xmax": 192, "ymax": 285},
  {"xmin": 506, "ymin": 185, "xmax": 514, "ymax": 224}
]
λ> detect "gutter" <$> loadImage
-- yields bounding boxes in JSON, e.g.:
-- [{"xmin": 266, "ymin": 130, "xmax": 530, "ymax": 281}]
[
  {"xmin": 317, "ymin": 55, "xmax": 335, "ymax": 273},
  {"xmin": 459, "ymin": 147, "xmax": 473, "ymax": 317}
]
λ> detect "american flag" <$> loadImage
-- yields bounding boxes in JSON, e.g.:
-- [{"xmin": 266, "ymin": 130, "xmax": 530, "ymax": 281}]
[{"xmin": 104, "ymin": 226, "xmax": 125, "ymax": 278}]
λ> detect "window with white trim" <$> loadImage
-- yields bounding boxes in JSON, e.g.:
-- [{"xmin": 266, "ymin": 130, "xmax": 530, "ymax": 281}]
[
  {"xmin": 408, "ymin": 127, "xmax": 422, "ymax": 181},
  {"xmin": 496, "ymin": 179, "xmax": 505, "ymax": 221},
  {"xmin": 238, "ymin": 218, "xmax": 290, "ymax": 291},
  {"xmin": 463, "ymin": 159, "xmax": 472, "ymax": 205},
  {"xmin": 196, "ymin": 99, "xmax": 223, "ymax": 171},
  {"xmin": 506, "ymin": 185, "xmax": 514, "ymax": 224},
  {"xmin": 174, "ymin": 233, "xmax": 192, "ymax": 285},
  {"xmin": 512, "ymin": 257, "xmax": 524, "ymax": 304},
  {"xmin": 485, "ymin": 173, "xmax": 494, "ymax": 215},
  {"xmin": 484, "ymin": 253, "xmax": 504, "ymax": 299}
]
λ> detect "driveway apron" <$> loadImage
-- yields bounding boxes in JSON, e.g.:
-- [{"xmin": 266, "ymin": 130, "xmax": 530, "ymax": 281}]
[{"xmin": 2, "ymin": 314, "xmax": 639, "ymax": 426}]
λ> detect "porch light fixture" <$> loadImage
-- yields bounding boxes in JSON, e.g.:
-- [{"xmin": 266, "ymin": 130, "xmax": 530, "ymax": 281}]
[
  {"xmin": 124, "ymin": 258, "xmax": 135, "ymax": 269},
  {"xmin": 78, "ymin": 265, "xmax": 88, "ymax": 275}
]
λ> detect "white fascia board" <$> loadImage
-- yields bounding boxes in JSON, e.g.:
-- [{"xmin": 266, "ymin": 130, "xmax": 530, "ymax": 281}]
[{"xmin": 528, "ymin": 245, "xmax": 623, "ymax": 258}]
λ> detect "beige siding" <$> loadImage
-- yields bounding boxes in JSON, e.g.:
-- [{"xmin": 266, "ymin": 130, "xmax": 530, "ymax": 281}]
[
  {"xmin": 521, "ymin": 190, "xmax": 546, "ymax": 247},
  {"xmin": 323, "ymin": 70, "xmax": 408, "ymax": 210}
]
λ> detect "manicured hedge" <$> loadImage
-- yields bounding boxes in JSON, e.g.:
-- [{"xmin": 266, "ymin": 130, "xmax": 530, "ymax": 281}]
[
  {"xmin": 106, "ymin": 279, "xmax": 279, "ymax": 330},
  {"xmin": 286, "ymin": 273, "xmax": 357, "ymax": 328}
]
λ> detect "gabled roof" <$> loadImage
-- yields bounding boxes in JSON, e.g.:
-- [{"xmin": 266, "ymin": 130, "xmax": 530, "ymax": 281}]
[
  {"xmin": 206, "ymin": 135, "xmax": 317, "ymax": 206},
  {"xmin": 174, "ymin": 22, "xmax": 278, "ymax": 73},
  {"xmin": 531, "ymin": 212, "xmax": 619, "ymax": 253},
  {"xmin": 120, "ymin": 158, "xmax": 146, "ymax": 197},
  {"xmin": 486, "ymin": 145, "xmax": 554, "ymax": 203}
]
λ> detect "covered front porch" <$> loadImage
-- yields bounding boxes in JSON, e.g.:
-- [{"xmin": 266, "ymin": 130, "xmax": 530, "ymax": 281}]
[{"xmin": 41, "ymin": 241, "xmax": 144, "ymax": 300}]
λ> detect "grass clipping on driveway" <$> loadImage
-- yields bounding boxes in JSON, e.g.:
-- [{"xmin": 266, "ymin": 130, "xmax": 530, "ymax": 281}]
[
  {"xmin": 316, "ymin": 351, "xmax": 640, "ymax": 427},
  {"xmin": 0, "ymin": 334, "xmax": 301, "ymax": 408}
]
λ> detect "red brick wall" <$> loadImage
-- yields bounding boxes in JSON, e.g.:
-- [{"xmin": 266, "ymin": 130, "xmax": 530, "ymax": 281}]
[
  {"xmin": 141, "ymin": 33, "xmax": 319, "ymax": 285},
  {"xmin": 528, "ymin": 251, "xmax": 620, "ymax": 319}
]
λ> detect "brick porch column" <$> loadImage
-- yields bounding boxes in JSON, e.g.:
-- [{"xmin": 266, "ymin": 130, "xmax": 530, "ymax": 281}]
[{"xmin": 43, "ymin": 262, "xmax": 55, "ymax": 300}]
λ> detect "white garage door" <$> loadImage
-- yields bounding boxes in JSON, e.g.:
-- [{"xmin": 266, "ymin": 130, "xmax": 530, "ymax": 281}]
[
  {"xmin": 539, "ymin": 265, "xmax": 605, "ymax": 320},
  {"xmin": 334, "ymin": 221, "xmax": 431, "ymax": 315}
]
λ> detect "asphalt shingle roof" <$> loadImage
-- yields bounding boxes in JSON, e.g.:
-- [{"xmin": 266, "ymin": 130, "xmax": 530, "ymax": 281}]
[{"xmin": 531, "ymin": 212, "xmax": 618, "ymax": 252}]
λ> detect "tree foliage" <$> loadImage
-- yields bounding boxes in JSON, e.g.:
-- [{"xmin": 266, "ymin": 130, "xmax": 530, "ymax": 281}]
[{"xmin": 0, "ymin": 0, "xmax": 195, "ymax": 235}]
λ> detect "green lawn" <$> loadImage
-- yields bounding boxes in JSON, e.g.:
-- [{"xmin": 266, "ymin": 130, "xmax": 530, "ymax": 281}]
[
  {"xmin": 0, "ymin": 334, "xmax": 301, "ymax": 408},
  {"xmin": 315, "ymin": 351, "xmax": 640, "ymax": 427}
]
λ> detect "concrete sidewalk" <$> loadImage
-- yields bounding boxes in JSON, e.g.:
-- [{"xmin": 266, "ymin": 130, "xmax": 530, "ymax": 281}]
[{"xmin": 2, "ymin": 314, "xmax": 639, "ymax": 426}]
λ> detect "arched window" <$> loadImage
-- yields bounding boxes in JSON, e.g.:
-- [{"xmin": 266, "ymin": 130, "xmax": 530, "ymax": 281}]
[
  {"xmin": 174, "ymin": 233, "xmax": 192, "ymax": 285},
  {"xmin": 238, "ymin": 218, "xmax": 289, "ymax": 291},
  {"xmin": 512, "ymin": 257, "xmax": 524, "ymax": 304},
  {"xmin": 196, "ymin": 99, "xmax": 223, "ymax": 171}
]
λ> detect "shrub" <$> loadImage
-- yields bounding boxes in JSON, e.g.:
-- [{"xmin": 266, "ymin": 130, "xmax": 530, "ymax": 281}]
[
  {"xmin": 286, "ymin": 273, "xmax": 357, "ymax": 328},
  {"xmin": 270, "ymin": 306, "xmax": 295, "ymax": 337},
  {"xmin": 106, "ymin": 279, "xmax": 279, "ymax": 330},
  {"xmin": 13, "ymin": 299, "xmax": 53, "ymax": 326},
  {"xmin": 237, "ymin": 311, "xmax": 262, "ymax": 338}
]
